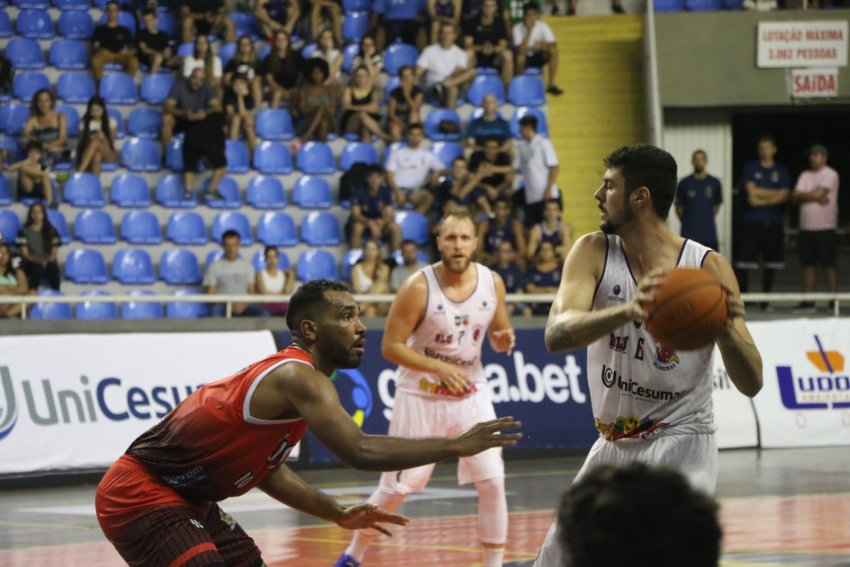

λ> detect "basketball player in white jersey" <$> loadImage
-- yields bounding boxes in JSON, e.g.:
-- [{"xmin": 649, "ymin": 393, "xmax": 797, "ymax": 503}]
[
  {"xmin": 335, "ymin": 212, "xmax": 516, "ymax": 567},
  {"xmin": 534, "ymin": 145, "xmax": 764, "ymax": 566}
]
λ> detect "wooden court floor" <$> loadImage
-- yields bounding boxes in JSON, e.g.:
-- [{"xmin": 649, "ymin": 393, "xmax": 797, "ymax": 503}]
[{"xmin": 2, "ymin": 447, "xmax": 850, "ymax": 566}]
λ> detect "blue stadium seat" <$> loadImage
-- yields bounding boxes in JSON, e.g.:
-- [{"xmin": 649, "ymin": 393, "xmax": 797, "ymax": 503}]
[
  {"xmin": 424, "ymin": 108, "xmax": 462, "ymax": 142},
  {"xmin": 57, "ymin": 10, "xmax": 94, "ymax": 39},
  {"xmin": 164, "ymin": 137, "xmax": 185, "ymax": 171},
  {"xmin": 121, "ymin": 290, "xmax": 163, "ymax": 319},
  {"xmin": 343, "ymin": 0, "xmax": 371, "ymax": 10},
  {"xmin": 141, "ymin": 73, "xmax": 175, "ymax": 105},
  {"xmin": 14, "ymin": 0, "xmax": 49, "ymax": 7},
  {"xmin": 654, "ymin": 0, "xmax": 684, "ymax": 9},
  {"xmin": 16, "ymin": 9, "xmax": 55, "ymax": 39},
  {"xmin": 508, "ymin": 75, "xmax": 546, "ymax": 106},
  {"xmin": 300, "ymin": 43, "xmax": 318, "ymax": 59},
  {"xmin": 120, "ymin": 210, "xmax": 162, "ymax": 244},
  {"xmin": 723, "ymin": 0, "xmax": 743, "ymax": 7},
  {"xmin": 121, "ymin": 137, "xmax": 162, "ymax": 172},
  {"xmin": 55, "ymin": 103, "xmax": 79, "ymax": 137},
  {"xmin": 341, "ymin": 248, "xmax": 363, "ymax": 281},
  {"xmin": 107, "ymin": 107, "xmax": 125, "ymax": 139},
  {"xmin": 394, "ymin": 211, "xmax": 429, "ymax": 245},
  {"xmin": 0, "ymin": 12, "xmax": 12, "ymax": 38},
  {"xmin": 467, "ymin": 75, "xmax": 506, "ymax": 106},
  {"xmin": 204, "ymin": 176, "xmax": 242, "ymax": 209},
  {"xmin": 257, "ymin": 212, "xmax": 298, "ymax": 247},
  {"xmin": 57, "ymin": 72, "xmax": 96, "ymax": 103},
  {"xmin": 430, "ymin": 141, "xmax": 463, "ymax": 167},
  {"xmin": 46, "ymin": 209, "xmax": 70, "ymax": 244},
  {"xmin": 113, "ymin": 248, "xmax": 156, "ymax": 284},
  {"xmin": 301, "ymin": 211, "xmax": 342, "ymax": 246},
  {"xmin": 53, "ymin": 0, "xmax": 91, "ymax": 9},
  {"xmin": 74, "ymin": 209, "xmax": 117, "ymax": 243},
  {"xmin": 176, "ymin": 42, "xmax": 194, "ymax": 58},
  {"xmin": 217, "ymin": 42, "xmax": 237, "ymax": 67},
  {"xmin": 341, "ymin": 43, "xmax": 359, "ymax": 75},
  {"xmin": 339, "ymin": 142, "xmax": 378, "ymax": 171},
  {"xmin": 296, "ymin": 250, "xmax": 338, "ymax": 281},
  {"xmin": 253, "ymin": 141, "xmax": 293, "ymax": 174},
  {"xmin": 159, "ymin": 249, "xmax": 201, "ymax": 284},
  {"xmin": 166, "ymin": 211, "xmax": 208, "ymax": 244},
  {"xmin": 255, "ymin": 109, "xmax": 294, "ymax": 141},
  {"xmin": 205, "ymin": 249, "xmax": 225, "ymax": 267},
  {"xmin": 0, "ymin": 210, "xmax": 21, "ymax": 242},
  {"xmin": 64, "ymin": 173, "xmax": 106, "ymax": 207},
  {"xmin": 1, "ymin": 104, "xmax": 30, "ymax": 135},
  {"xmin": 246, "ymin": 175, "xmax": 286, "ymax": 209},
  {"xmin": 110, "ymin": 173, "xmax": 152, "ymax": 208},
  {"xmin": 685, "ymin": 0, "xmax": 721, "ymax": 9},
  {"xmin": 6, "ymin": 38, "xmax": 45, "ymax": 69},
  {"xmin": 12, "ymin": 71, "xmax": 49, "ymax": 101},
  {"xmin": 65, "ymin": 248, "xmax": 109, "ymax": 283},
  {"xmin": 156, "ymin": 10, "xmax": 177, "ymax": 38},
  {"xmin": 342, "ymin": 11, "xmax": 370, "ymax": 43},
  {"xmin": 228, "ymin": 12, "xmax": 261, "ymax": 40},
  {"xmin": 166, "ymin": 289, "xmax": 208, "ymax": 319},
  {"xmin": 49, "ymin": 39, "xmax": 88, "ymax": 70},
  {"xmin": 0, "ymin": 177, "xmax": 11, "ymax": 205},
  {"xmin": 383, "ymin": 76, "xmax": 401, "ymax": 103},
  {"xmin": 30, "ymin": 290, "xmax": 72, "ymax": 320},
  {"xmin": 156, "ymin": 174, "xmax": 197, "ymax": 208},
  {"xmin": 296, "ymin": 141, "xmax": 335, "ymax": 174},
  {"xmin": 384, "ymin": 43, "xmax": 418, "ymax": 76},
  {"xmin": 212, "ymin": 211, "xmax": 253, "ymax": 245},
  {"xmin": 0, "ymin": 136, "xmax": 22, "ymax": 163},
  {"xmin": 292, "ymin": 175, "xmax": 332, "ymax": 209},
  {"xmin": 75, "ymin": 289, "xmax": 118, "ymax": 320},
  {"xmin": 127, "ymin": 108, "xmax": 162, "ymax": 138},
  {"xmin": 252, "ymin": 249, "xmax": 289, "ymax": 272},
  {"xmin": 99, "ymin": 73, "xmax": 138, "ymax": 105},
  {"xmin": 225, "ymin": 140, "xmax": 250, "ymax": 174},
  {"xmin": 98, "ymin": 10, "xmax": 135, "ymax": 35},
  {"xmin": 391, "ymin": 247, "xmax": 429, "ymax": 267},
  {"xmin": 510, "ymin": 106, "xmax": 549, "ymax": 138}
]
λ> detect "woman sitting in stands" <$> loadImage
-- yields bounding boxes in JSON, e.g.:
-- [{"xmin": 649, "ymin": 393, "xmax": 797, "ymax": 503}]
[
  {"xmin": 76, "ymin": 96, "xmax": 117, "ymax": 175},
  {"xmin": 21, "ymin": 89, "xmax": 69, "ymax": 170},
  {"xmin": 295, "ymin": 58, "xmax": 336, "ymax": 142},
  {"xmin": 350, "ymin": 239, "xmax": 390, "ymax": 317},
  {"xmin": 182, "ymin": 34, "xmax": 223, "ymax": 91},
  {"xmin": 264, "ymin": 30, "xmax": 303, "ymax": 108},
  {"xmin": 16, "ymin": 202, "xmax": 61, "ymax": 292},
  {"xmin": 255, "ymin": 246, "xmax": 295, "ymax": 316},
  {"xmin": 341, "ymin": 65, "xmax": 390, "ymax": 142}
]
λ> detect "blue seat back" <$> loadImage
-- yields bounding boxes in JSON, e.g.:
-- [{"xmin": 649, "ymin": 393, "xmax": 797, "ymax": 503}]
[
  {"xmin": 257, "ymin": 212, "xmax": 298, "ymax": 247},
  {"xmin": 342, "ymin": 11, "xmax": 370, "ymax": 43},
  {"xmin": 121, "ymin": 290, "xmax": 163, "ymax": 319},
  {"xmin": 141, "ymin": 73, "xmax": 175, "ymax": 105},
  {"xmin": 341, "ymin": 248, "xmax": 363, "ymax": 281},
  {"xmin": 57, "ymin": 72, "xmax": 96, "ymax": 103},
  {"xmin": 58, "ymin": 10, "xmax": 94, "ymax": 39},
  {"xmin": 254, "ymin": 141, "xmax": 293, "ymax": 174},
  {"xmin": 156, "ymin": 173, "xmax": 196, "ymax": 207},
  {"xmin": 113, "ymin": 248, "xmax": 156, "ymax": 284},
  {"xmin": 228, "ymin": 12, "xmax": 261, "ymax": 39},
  {"xmin": 0, "ymin": 210, "xmax": 21, "ymax": 242},
  {"xmin": 110, "ymin": 173, "xmax": 151, "ymax": 207},
  {"xmin": 121, "ymin": 137, "xmax": 162, "ymax": 171},
  {"xmin": 301, "ymin": 211, "xmax": 342, "ymax": 246},
  {"xmin": 120, "ymin": 210, "xmax": 162, "ymax": 244},
  {"xmin": 255, "ymin": 109, "xmax": 294, "ymax": 141},
  {"xmin": 293, "ymin": 175, "xmax": 332, "ymax": 209},
  {"xmin": 423, "ymin": 108, "xmax": 462, "ymax": 141},
  {"xmin": 166, "ymin": 289, "xmax": 208, "ymax": 319},
  {"xmin": 160, "ymin": 249, "xmax": 202, "ymax": 285},
  {"xmin": 50, "ymin": 39, "xmax": 88, "ymax": 69},
  {"xmin": 56, "ymin": 103, "xmax": 79, "ymax": 137},
  {"xmin": 339, "ymin": 142, "xmax": 378, "ymax": 171},
  {"xmin": 203, "ymin": 176, "xmax": 242, "ymax": 208},
  {"xmin": 394, "ymin": 211, "xmax": 430, "ymax": 245},
  {"xmin": 127, "ymin": 108, "xmax": 163, "ymax": 138},
  {"xmin": 17, "ymin": 8, "xmax": 55, "ymax": 39},
  {"xmin": 74, "ymin": 209, "xmax": 116, "ymax": 243},
  {"xmin": 166, "ymin": 211, "xmax": 208, "ymax": 245},
  {"xmin": 0, "ymin": 12, "xmax": 12, "ymax": 38},
  {"xmin": 7, "ymin": 38, "xmax": 45, "ymax": 69},
  {"xmin": 30, "ymin": 290, "xmax": 72, "ymax": 320},
  {"xmin": 384, "ymin": 43, "xmax": 418, "ymax": 76},
  {"xmin": 296, "ymin": 141, "xmax": 335, "ymax": 174},
  {"xmin": 1, "ymin": 104, "xmax": 31, "ymax": 135},
  {"xmin": 46, "ymin": 209, "xmax": 70, "ymax": 243},
  {"xmin": 510, "ymin": 106, "xmax": 549, "ymax": 138},
  {"xmin": 341, "ymin": 43, "xmax": 360, "ymax": 75},
  {"xmin": 225, "ymin": 140, "xmax": 250, "ymax": 173},
  {"xmin": 64, "ymin": 173, "xmax": 105, "ymax": 207},
  {"xmin": 99, "ymin": 73, "xmax": 138, "ymax": 104},
  {"xmin": 65, "ymin": 248, "xmax": 108, "ymax": 283},
  {"xmin": 218, "ymin": 42, "xmax": 237, "ymax": 67},
  {"xmin": 246, "ymin": 175, "xmax": 286, "ymax": 209},
  {"xmin": 508, "ymin": 75, "xmax": 546, "ymax": 106},
  {"xmin": 54, "ymin": 0, "xmax": 91, "ymax": 9},
  {"xmin": 212, "ymin": 212, "xmax": 253, "ymax": 245},
  {"xmin": 13, "ymin": 71, "xmax": 50, "ymax": 101},
  {"xmin": 296, "ymin": 250, "xmax": 338, "ymax": 281},
  {"xmin": 430, "ymin": 141, "xmax": 463, "ymax": 167},
  {"xmin": 468, "ymin": 75, "xmax": 506, "ymax": 106},
  {"xmin": 0, "ymin": 177, "xmax": 12, "ymax": 205},
  {"xmin": 76, "ymin": 290, "xmax": 117, "ymax": 320}
]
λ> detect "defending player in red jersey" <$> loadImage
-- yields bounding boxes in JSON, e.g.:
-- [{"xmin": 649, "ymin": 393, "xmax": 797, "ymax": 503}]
[{"xmin": 95, "ymin": 279, "xmax": 522, "ymax": 567}]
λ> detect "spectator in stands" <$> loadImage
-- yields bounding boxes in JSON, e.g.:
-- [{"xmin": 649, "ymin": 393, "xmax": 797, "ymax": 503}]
[
  {"xmin": 791, "ymin": 144, "xmax": 840, "ymax": 313},
  {"xmin": 428, "ymin": 0, "xmax": 462, "ymax": 44},
  {"xmin": 465, "ymin": 0, "xmax": 514, "ymax": 85},
  {"xmin": 6, "ymin": 142, "xmax": 56, "ymax": 206},
  {"xmin": 264, "ymin": 30, "xmax": 303, "ymax": 108},
  {"xmin": 137, "ymin": 9, "xmax": 175, "ymax": 75},
  {"xmin": 352, "ymin": 35, "xmax": 384, "ymax": 85},
  {"xmin": 310, "ymin": 29, "xmax": 343, "ymax": 87},
  {"xmin": 205, "ymin": 229, "xmax": 267, "ymax": 317},
  {"xmin": 295, "ymin": 59, "xmax": 336, "ymax": 142},
  {"xmin": 0, "ymin": 52, "xmax": 11, "ymax": 99},
  {"xmin": 254, "ymin": 0, "xmax": 301, "ymax": 38},
  {"xmin": 525, "ymin": 240, "xmax": 560, "ymax": 314},
  {"xmin": 16, "ymin": 202, "xmax": 60, "ymax": 291},
  {"xmin": 416, "ymin": 22, "xmax": 476, "ymax": 110},
  {"xmin": 76, "ymin": 96, "xmax": 118, "ymax": 175},
  {"xmin": 501, "ymin": 0, "xmax": 524, "ymax": 34},
  {"xmin": 310, "ymin": 0, "xmax": 343, "ymax": 47},
  {"xmin": 490, "ymin": 240, "xmax": 530, "ymax": 316},
  {"xmin": 437, "ymin": 157, "xmax": 493, "ymax": 217},
  {"xmin": 341, "ymin": 66, "xmax": 390, "ymax": 143},
  {"xmin": 469, "ymin": 136, "xmax": 515, "ymax": 203},
  {"xmin": 557, "ymin": 464, "xmax": 721, "ymax": 567},
  {"xmin": 390, "ymin": 239, "xmax": 427, "ymax": 292},
  {"xmin": 91, "ymin": 1, "xmax": 140, "ymax": 83},
  {"xmin": 514, "ymin": 113, "xmax": 560, "ymax": 227},
  {"xmin": 163, "ymin": 68, "xmax": 227, "ymax": 201},
  {"xmin": 476, "ymin": 196, "xmax": 526, "ymax": 267},
  {"xmin": 255, "ymin": 245, "xmax": 295, "ymax": 316},
  {"xmin": 22, "ymin": 90, "xmax": 69, "ymax": 171},
  {"xmin": 180, "ymin": 0, "xmax": 235, "ymax": 44},
  {"xmin": 513, "ymin": 1, "xmax": 562, "ymax": 95},
  {"xmin": 675, "ymin": 149, "xmax": 722, "ymax": 251},
  {"xmin": 387, "ymin": 65, "xmax": 424, "ymax": 142},
  {"xmin": 224, "ymin": 35, "xmax": 264, "ymax": 109},
  {"xmin": 373, "ymin": 0, "xmax": 428, "ymax": 51},
  {"xmin": 182, "ymin": 34, "xmax": 223, "ymax": 91},
  {"xmin": 385, "ymin": 123, "xmax": 446, "ymax": 214},
  {"xmin": 224, "ymin": 76, "xmax": 257, "ymax": 151},
  {"xmin": 349, "ymin": 165, "xmax": 402, "ymax": 250},
  {"xmin": 0, "ymin": 243, "xmax": 27, "ymax": 319},
  {"xmin": 350, "ymin": 239, "xmax": 390, "ymax": 317},
  {"xmin": 466, "ymin": 94, "xmax": 512, "ymax": 152},
  {"xmin": 526, "ymin": 198, "xmax": 572, "ymax": 262}
]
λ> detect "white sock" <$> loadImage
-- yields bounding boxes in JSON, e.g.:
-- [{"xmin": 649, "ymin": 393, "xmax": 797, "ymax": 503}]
[
  {"xmin": 483, "ymin": 546, "xmax": 506, "ymax": 567},
  {"xmin": 475, "ymin": 478, "xmax": 508, "ymax": 567},
  {"xmin": 345, "ymin": 490, "xmax": 407, "ymax": 562}
]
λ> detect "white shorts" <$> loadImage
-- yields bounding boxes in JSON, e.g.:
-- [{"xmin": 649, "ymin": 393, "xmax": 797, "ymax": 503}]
[
  {"xmin": 533, "ymin": 432, "xmax": 718, "ymax": 567},
  {"xmin": 378, "ymin": 388, "xmax": 505, "ymax": 495}
]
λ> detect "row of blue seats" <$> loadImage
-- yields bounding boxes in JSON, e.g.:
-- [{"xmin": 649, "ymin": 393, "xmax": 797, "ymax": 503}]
[{"xmin": 30, "ymin": 288, "xmax": 211, "ymax": 320}]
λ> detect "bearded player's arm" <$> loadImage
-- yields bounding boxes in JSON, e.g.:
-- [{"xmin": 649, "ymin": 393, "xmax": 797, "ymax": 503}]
[{"xmin": 488, "ymin": 272, "xmax": 515, "ymax": 354}]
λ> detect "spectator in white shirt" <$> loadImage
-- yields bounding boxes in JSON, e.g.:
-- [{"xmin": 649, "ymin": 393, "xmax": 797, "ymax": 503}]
[
  {"xmin": 182, "ymin": 34, "xmax": 223, "ymax": 91},
  {"xmin": 513, "ymin": 2, "xmax": 562, "ymax": 95},
  {"xmin": 514, "ymin": 113, "xmax": 560, "ymax": 227},
  {"xmin": 385, "ymin": 124, "xmax": 447, "ymax": 214},
  {"xmin": 416, "ymin": 22, "xmax": 476, "ymax": 109}
]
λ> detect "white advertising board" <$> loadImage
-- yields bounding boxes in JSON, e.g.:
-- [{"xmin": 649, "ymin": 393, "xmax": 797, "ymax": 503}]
[{"xmin": 757, "ymin": 21, "xmax": 848, "ymax": 68}]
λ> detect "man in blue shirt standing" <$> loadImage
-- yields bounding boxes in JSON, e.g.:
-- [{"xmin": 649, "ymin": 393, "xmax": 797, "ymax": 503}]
[
  {"xmin": 675, "ymin": 149, "xmax": 722, "ymax": 251},
  {"xmin": 735, "ymin": 135, "xmax": 790, "ymax": 310}
]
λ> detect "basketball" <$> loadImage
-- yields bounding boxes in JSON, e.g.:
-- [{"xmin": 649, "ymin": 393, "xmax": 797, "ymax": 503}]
[{"xmin": 645, "ymin": 268, "xmax": 728, "ymax": 350}]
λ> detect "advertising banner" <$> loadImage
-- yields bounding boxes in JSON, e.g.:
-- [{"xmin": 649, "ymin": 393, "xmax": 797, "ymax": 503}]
[
  {"xmin": 757, "ymin": 21, "xmax": 848, "ymax": 68},
  {"xmin": 0, "ymin": 332, "xmax": 278, "ymax": 474}
]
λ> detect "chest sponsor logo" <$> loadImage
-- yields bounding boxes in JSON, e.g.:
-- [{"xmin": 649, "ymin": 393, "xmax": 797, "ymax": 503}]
[
  {"xmin": 454, "ymin": 314, "xmax": 469, "ymax": 327},
  {"xmin": 607, "ymin": 283, "xmax": 626, "ymax": 303},
  {"xmin": 600, "ymin": 365, "xmax": 683, "ymax": 402},
  {"xmin": 608, "ymin": 333, "xmax": 629, "ymax": 353},
  {"xmin": 653, "ymin": 345, "xmax": 680, "ymax": 371}
]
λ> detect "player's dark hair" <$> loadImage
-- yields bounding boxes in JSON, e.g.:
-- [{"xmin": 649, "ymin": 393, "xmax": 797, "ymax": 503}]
[
  {"xmin": 604, "ymin": 144, "xmax": 677, "ymax": 219},
  {"xmin": 286, "ymin": 279, "xmax": 350, "ymax": 332},
  {"xmin": 558, "ymin": 463, "xmax": 722, "ymax": 567}
]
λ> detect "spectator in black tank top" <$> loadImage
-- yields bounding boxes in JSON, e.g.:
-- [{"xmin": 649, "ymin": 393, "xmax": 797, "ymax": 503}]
[
  {"xmin": 387, "ymin": 66, "xmax": 424, "ymax": 142},
  {"xmin": 341, "ymin": 66, "xmax": 390, "ymax": 142}
]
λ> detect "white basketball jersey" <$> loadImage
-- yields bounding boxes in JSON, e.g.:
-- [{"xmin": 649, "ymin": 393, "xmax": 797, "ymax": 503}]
[
  {"xmin": 396, "ymin": 263, "xmax": 497, "ymax": 398},
  {"xmin": 586, "ymin": 235, "xmax": 717, "ymax": 442}
]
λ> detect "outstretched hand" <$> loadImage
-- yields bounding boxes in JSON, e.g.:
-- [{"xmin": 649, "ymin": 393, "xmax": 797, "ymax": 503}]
[
  {"xmin": 453, "ymin": 416, "xmax": 522, "ymax": 457},
  {"xmin": 336, "ymin": 503, "xmax": 409, "ymax": 536}
]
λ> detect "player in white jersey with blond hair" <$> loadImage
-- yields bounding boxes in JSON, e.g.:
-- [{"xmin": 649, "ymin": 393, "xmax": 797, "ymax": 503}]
[{"xmin": 334, "ymin": 212, "xmax": 516, "ymax": 567}]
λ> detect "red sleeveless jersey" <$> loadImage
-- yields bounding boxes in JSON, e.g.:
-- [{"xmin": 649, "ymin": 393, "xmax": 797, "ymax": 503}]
[{"xmin": 126, "ymin": 345, "xmax": 312, "ymax": 503}]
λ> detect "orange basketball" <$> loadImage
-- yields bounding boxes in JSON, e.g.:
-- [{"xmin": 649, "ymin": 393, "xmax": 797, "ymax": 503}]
[{"xmin": 645, "ymin": 268, "xmax": 728, "ymax": 351}]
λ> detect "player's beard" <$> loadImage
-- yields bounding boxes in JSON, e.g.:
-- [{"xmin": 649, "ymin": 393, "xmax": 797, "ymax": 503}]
[
  {"xmin": 600, "ymin": 202, "xmax": 635, "ymax": 235},
  {"xmin": 443, "ymin": 253, "xmax": 473, "ymax": 273}
]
